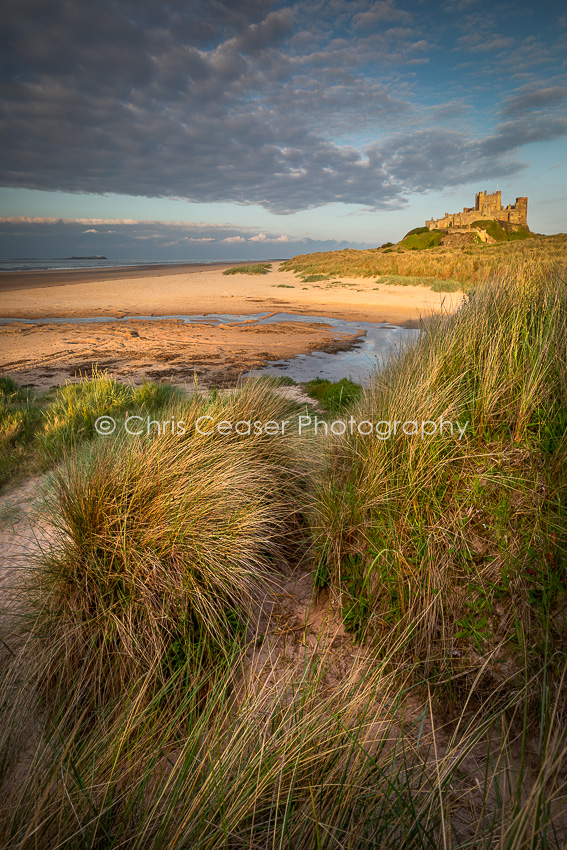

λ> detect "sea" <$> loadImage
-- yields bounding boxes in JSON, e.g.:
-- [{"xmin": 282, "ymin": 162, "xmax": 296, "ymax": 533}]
[{"xmin": 0, "ymin": 257, "xmax": 250, "ymax": 272}]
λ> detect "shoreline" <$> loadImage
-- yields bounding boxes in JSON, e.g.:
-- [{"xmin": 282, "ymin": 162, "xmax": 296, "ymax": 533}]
[{"xmin": 0, "ymin": 260, "xmax": 276, "ymax": 292}]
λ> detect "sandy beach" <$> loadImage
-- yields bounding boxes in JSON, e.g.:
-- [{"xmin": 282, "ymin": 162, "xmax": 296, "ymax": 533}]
[{"xmin": 0, "ymin": 261, "xmax": 463, "ymax": 388}]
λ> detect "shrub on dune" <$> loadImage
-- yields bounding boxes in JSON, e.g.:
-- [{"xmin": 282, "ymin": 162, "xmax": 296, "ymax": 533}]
[
  {"xmin": 0, "ymin": 378, "xmax": 40, "ymax": 485},
  {"xmin": 222, "ymin": 263, "xmax": 271, "ymax": 275}
]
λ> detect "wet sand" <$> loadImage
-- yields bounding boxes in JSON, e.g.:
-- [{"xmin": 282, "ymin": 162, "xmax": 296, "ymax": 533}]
[
  {"xmin": 0, "ymin": 261, "xmax": 463, "ymax": 388},
  {"xmin": 0, "ymin": 317, "xmax": 363, "ymax": 390}
]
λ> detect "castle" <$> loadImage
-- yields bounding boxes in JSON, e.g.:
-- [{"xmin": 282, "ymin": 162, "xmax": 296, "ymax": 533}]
[{"xmin": 426, "ymin": 190, "xmax": 528, "ymax": 231}]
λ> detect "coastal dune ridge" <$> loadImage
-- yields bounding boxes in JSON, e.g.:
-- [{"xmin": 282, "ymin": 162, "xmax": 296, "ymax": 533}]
[{"xmin": 1, "ymin": 256, "xmax": 566, "ymax": 848}]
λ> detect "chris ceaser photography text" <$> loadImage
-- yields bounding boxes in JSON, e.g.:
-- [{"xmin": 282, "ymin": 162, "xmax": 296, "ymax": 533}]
[{"xmin": 94, "ymin": 414, "xmax": 470, "ymax": 440}]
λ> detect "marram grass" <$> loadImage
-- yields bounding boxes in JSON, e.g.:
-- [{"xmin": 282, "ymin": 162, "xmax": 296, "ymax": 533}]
[
  {"xmin": 1, "ymin": 627, "xmax": 566, "ymax": 848},
  {"xmin": 0, "ymin": 368, "xmax": 183, "ymax": 487},
  {"xmin": 310, "ymin": 258, "xmax": 567, "ymax": 711},
  {"xmin": 281, "ymin": 233, "xmax": 567, "ymax": 286},
  {"xmin": 222, "ymin": 262, "xmax": 272, "ymax": 275},
  {"xmin": 26, "ymin": 379, "xmax": 310, "ymax": 709}
]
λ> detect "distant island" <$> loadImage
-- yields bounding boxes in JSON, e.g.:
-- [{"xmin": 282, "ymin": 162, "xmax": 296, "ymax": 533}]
[{"xmin": 64, "ymin": 255, "xmax": 108, "ymax": 260}]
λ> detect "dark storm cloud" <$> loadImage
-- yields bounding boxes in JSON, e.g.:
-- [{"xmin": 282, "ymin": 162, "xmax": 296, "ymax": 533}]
[
  {"xmin": 367, "ymin": 129, "xmax": 523, "ymax": 193},
  {"xmin": 1, "ymin": 0, "xmax": 566, "ymax": 213}
]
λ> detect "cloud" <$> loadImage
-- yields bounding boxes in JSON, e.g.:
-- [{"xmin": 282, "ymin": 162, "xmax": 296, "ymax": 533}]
[
  {"xmin": 0, "ymin": 216, "xmax": 145, "ymax": 226},
  {"xmin": 430, "ymin": 99, "xmax": 473, "ymax": 121},
  {"xmin": 352, "ymin": 2, "xmax": 410, "ymax": 30},
  {"xmin": 249, "ymin": 232, "xmax": 291, "ymax": 242},
  {"xmin": 1, "ymin": 0, "xmax": 566, "ymax": 216},
  {"xmin": 160, "ymin": 236, "xmax": 217, "ymax": 246},
  {"xmin": 0, "ymin": 215, "xmax": 375, "ymax": 261},
  {"xmin": 501, "ymin": 86, "xmax": 567, "ymax": 116},
  {"xmin": 0, "ymin": 216, "xmax": 249, "ymax": 228},
  {"xmin": 0, "ymin": 0, "xmax": 418, "ymax": 213},
  {"xmin": 2, "ymin": 215, "xmax": 361, "ymax": 259},
  {"xmin": 459, "ymin": 35, "xmax": 514, "ymax": 52},
  {"xmin": 478, "ymin": 116, "xmax": 567, "ymax": 156},
  {"xmin": 366, "ymin": 127, "xmax": 524, "ymax": 193},
  {"xmin": 0, "ymin": 217, "xmax": 303, "ymax": 248}
]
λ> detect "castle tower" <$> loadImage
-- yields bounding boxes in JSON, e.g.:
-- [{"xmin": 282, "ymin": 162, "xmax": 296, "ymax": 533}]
[
  {"xmin": 476, "ymin": 190, "xmax": 501, "ymax": 214},
  {"xmin": 514, "ymin": 197, "xmax": 528, "ymax": 227}
]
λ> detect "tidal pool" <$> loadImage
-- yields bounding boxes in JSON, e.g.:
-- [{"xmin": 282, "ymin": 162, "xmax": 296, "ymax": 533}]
[{"xmin": 243, "ymin": 313, "xmax": 420, "ymax": 384}]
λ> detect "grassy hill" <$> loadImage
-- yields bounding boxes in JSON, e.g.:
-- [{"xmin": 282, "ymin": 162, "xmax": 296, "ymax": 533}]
[
  {"xmin": 398, "ymin": 226, "xmax": 445, "ymax": 250},
  {"xmin": 280, "ymin": 232, "xmax": 566, "ymax": 288},
  {"xmin": 470, "ymin": 219, "xmax": 531, "ymax": 241},
  {"xmin": 398, "ymin": 222, "xmax": 531, "ymax": 250}
]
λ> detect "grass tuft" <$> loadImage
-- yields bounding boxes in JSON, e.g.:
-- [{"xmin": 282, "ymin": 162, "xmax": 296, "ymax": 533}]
[
  {"xmin": 304, "ymin": 377, "xmax": 363, "ymax": 412},
  {"xmin": 26, "ymin": 380, "xmax": 310, "ymax": 711},
  {"xmin": 0, "ymin": 370, "xmax": 183, "ymax": 488},
  {"xmin": 0, "ymin": 382, "xmax": 40, "ymax": 486},
  {"xmin": 222, "ymin": 263, "xmax": 272, "ymax": 275}
]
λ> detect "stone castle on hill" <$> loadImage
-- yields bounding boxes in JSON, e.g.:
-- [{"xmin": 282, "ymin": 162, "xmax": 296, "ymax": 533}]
[{"xmin": 426, "ymin": 190, "xmax": 528, "ymax": 231}]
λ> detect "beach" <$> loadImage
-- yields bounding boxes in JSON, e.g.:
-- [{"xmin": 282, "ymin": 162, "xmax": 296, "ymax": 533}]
[{"xmin": 0, "ymin": 261, "xmax": 463, "ymax": 388}]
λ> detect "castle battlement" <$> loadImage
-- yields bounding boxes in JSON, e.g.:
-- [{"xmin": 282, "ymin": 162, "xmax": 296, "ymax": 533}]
[{"xmin": 426, "ymin": 190, "xmax": 528, "ymax": 231}]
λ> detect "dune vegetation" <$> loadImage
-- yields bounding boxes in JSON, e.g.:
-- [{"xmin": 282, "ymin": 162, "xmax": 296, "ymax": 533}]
[
  {"xmin": 470, "ymin": 220, "xmax": 532, "ymax": 242},
  {"xmin": 1, "ymin": 256, "xmax": 567, "ymax": 847},
  {"xmin": 311, "ymin": 258, "xmax": 567, "ymax": 711},
  {"xmin": 0, "ymin": 371, "xmax": 184, "ymax": 487},
  {"xmin": 222, "ymin": 262, "xmax": 272, "ymax": 275},
  {"xmin": 398, "ymin": 226, "xmax": 446, "ymax": 250},
  {"xmin": 280, "ymin": 232, "xmax": 567, "ymax": 288}
]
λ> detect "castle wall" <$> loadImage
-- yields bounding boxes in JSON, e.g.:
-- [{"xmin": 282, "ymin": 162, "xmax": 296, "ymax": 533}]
[{"xmin": 426, "ymin": 192, "xmax": 528, "ymax": 230}]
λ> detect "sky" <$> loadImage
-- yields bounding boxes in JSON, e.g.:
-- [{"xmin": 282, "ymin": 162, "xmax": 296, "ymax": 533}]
[{"xmin": 1, "ymin": 0, "xmax": 566, "ymax": 260}]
